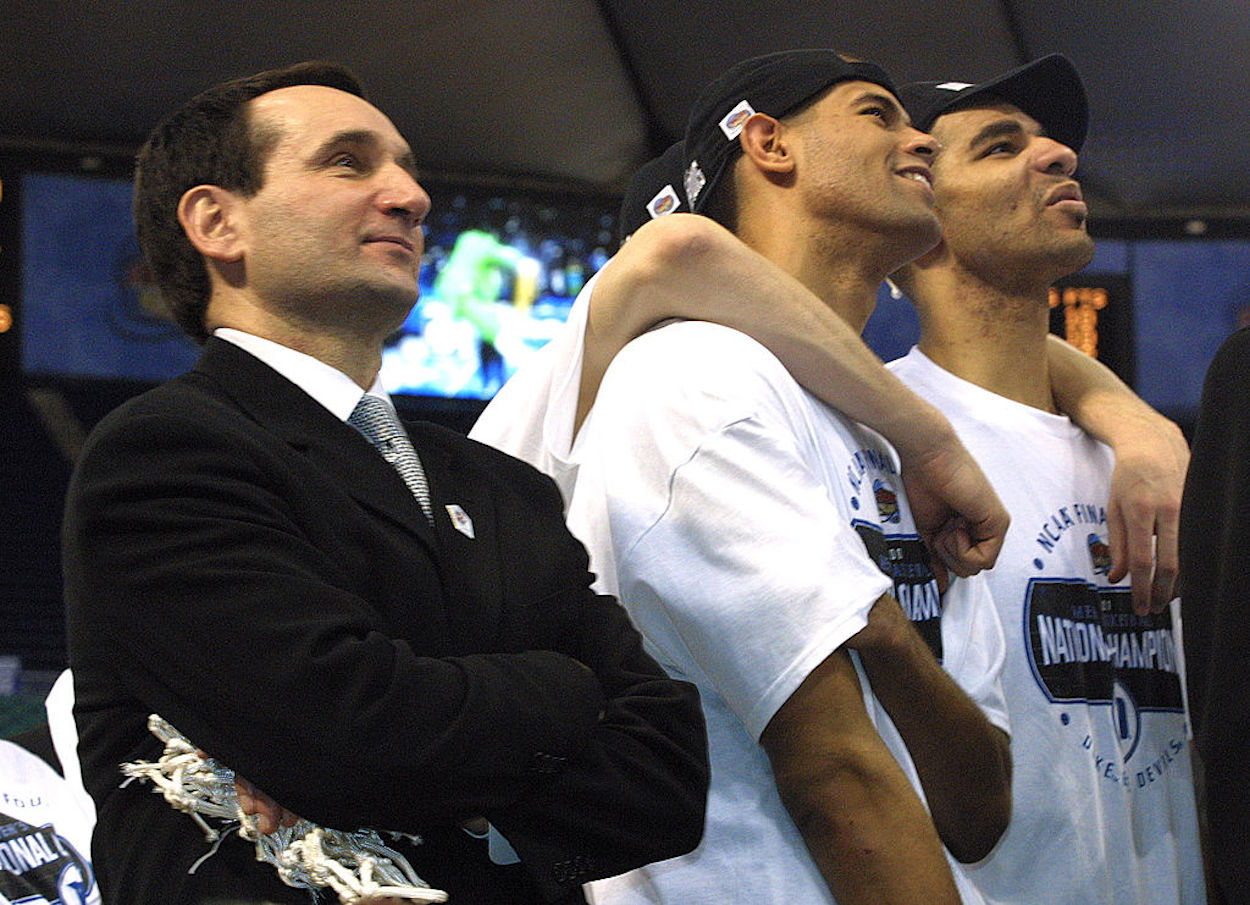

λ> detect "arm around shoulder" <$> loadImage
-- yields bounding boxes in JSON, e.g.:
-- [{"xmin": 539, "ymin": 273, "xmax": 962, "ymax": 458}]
[{"xmin": 1047, "ymin": 334, "xmax": 1189, "ymax": 613}]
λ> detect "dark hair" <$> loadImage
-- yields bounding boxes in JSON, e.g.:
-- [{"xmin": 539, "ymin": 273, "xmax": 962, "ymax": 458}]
[
  {"xmin": 133, "ymin": 61, "xmax": 366, "ymax": 343},
  {"xmin": 699, "ymin": 174, "xmax": 739, "ymax": 233},
  {"xmin": 699, "ymin": 85, "xmax": 835, "ymax": 235}
]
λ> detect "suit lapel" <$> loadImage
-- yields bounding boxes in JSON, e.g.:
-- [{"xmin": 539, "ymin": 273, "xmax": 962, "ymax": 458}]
[
  {"xmin": 194, "ymin": 339, "xmax": 437, "ymax": 547},
  {"xmin": 408, "ymin": 423, "xmax": 507, "ymax": 648}
]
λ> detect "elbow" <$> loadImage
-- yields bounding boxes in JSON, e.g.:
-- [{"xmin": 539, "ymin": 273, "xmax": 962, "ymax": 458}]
[
  {"xmin": 663, "ymin": 790, "xmax": 708, "ymax": 858},
  {"xmin": 945, "ymin": 797, "xmax": 1009, "ymax": 864},
  {"xmin": 621, "ymin": 690, "xmax": 711, "ymax": 863},
  {"xmin": 945, "ymin": 794, "xmax": 1010, "ymax": 863},
  {"xmin": 944, "ymin": 736, "xmax": 1012, "ymax": 864},
  {"xmin": 657, "ymin": 718, "xmax": 712, "ymax": 858},
  {"xmin": 771, "ymin": 742, "xmax": 897, "ymax": 843},
  {"xmin": 630, "ymin": 212, "xmax": 728, "ymax": 262},
  {"xmin": 617, "ymin": 214, "xmax": 733, "ymax": 292}
]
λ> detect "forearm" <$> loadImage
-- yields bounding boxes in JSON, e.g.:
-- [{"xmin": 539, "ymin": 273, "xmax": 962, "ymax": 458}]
[
  {"xmin": 854, "ymin": 596, "xmax": 1011, "ymax": 862},
  {"xmin": 590, "ymin": 214, "xmax": 952, "ymax": 446},
  {"xmin": 763, "ymin": 650, "xmax": 961, "ymax": 904},
  {"xmin": 488, "ymin": 591, "xmax": 709, "ymax": 892},
  {"xmin": 1047, "ymin": 333, "xmax": 1181, "ymax": 449},
  {"xmin": 1047, "ymin": 334, "xmax": 1189, "ymax": 611}
]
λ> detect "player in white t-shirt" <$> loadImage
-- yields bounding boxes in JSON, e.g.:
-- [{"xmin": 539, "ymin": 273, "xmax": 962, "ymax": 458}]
[
  {"xmin": 489, "ymin": 50, "xmax": 1015, "ymax": 905},
  {"xmin": 567, "ymin": 319, "xmax": 1009, "ymax": 905},
  {"xmin": 0, "ymin": 672, "xmax": 99, "ymax": 905},
  {"xmin": 889, "ymin": 56, "xmax": 1203, "ymax": 904},
  {"xmin": 475, "ymin": 50, "xmax": 1194, "ymax": 905}
]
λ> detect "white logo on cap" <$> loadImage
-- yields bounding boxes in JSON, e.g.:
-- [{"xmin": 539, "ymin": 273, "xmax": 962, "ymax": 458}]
[
  {"xmin": 719, "ymin": 100, "xmax": 755, "ymax": 139},
  {"xmin": 647, "ymin": 184, "xmax": 682, "ymax": 220},
  {"xmin": 936, "ymin": 81, "xmax": 975, "ymax": 92},
  {"xmin": 684, "ymin": 161, "xmax": 706, "ymax": 206}
]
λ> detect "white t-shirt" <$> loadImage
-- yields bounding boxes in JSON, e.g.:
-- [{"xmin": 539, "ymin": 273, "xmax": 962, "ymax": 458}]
[
  {"xmin": 890, "ymin": 347, "xmax": 1205, "ymax": 905},
  {"xmin": 470, "ymin": 274, "xmax": 598, "ymax": 506},
  {"xmin": 0, "ymin": 674, "xmax": 100, "ymax": 905},
  {"xmin": 502, "ymin": 320, "xmax": 1006, "ymax": 905}
]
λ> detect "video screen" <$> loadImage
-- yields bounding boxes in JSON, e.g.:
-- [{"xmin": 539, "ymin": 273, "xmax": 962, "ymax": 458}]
[
  {"xmin": 381, "ymin": 184, "xmax": 616, "ymax": 399},
  {"xmin": 16, "ymin": 169, "xmax": 618, "ymax": 401},
  {"xmin": 13, "ymin": 164, "xmax": 1249, "ymax": 430},
  {"xmin": 20, "ymin": 171, "xmax": 198, "ymax": 383}
]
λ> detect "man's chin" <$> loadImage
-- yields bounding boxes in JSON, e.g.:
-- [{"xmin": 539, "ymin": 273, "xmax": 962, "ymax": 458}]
[
  {"xmin": 341, "ymin": 279, "xmax": 421, "ymax": 331},
  {"xmin": 893, "ymin": 214, "xmax": 943, "ymax": 269}
]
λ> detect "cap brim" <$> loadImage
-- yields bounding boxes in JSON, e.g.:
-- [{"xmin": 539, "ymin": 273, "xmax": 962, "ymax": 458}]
[{"xmin": 903, "ymin": 54, "xmax": 1088, "ymax": 152}]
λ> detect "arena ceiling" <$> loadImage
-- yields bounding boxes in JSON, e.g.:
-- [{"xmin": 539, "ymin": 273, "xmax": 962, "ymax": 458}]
[{"xmin": 2, "ymin": 0, "xmax": 1247, "ymax": 226}]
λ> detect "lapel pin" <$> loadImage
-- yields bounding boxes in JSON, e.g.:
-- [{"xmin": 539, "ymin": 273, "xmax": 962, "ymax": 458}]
[{"xmin": 445, "ymin": 504, "xmax": 475, "ymax": 539}]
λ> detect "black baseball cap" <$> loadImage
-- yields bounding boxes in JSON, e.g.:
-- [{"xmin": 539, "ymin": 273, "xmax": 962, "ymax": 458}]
[
  {"xmin": 682, "ymin": 49, "xmax": 896, "ymax": 217},
  {"xmin": 618, "ymin": 140, "xmax": 687, "ymax": 242},
  {"xmin": 899, "ymin": 53, "xmax": 1088, "ymax": 152}
]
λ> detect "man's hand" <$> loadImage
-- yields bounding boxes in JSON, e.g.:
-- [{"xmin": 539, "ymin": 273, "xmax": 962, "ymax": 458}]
[
  {"xmin": 897, "ymin": 426, "xmax": 1009, "ymax": 578},
  {"xmin": 1045, "ymin": 333, "xmax": 1189, "ymax": 615},
  {"xmin": 233, "ymin": 777, "xmax": 421, "ymax": 904},
  {"xmin": 234, "ymin": 775, "xmax": 300, "ymax": 835},
  {"xmin": 1105, "ymin": 414, "xmax": 1189, "ymax": 615}
]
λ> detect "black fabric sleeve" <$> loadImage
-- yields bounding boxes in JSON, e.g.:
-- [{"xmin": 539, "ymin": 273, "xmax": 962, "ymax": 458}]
[
  {"xmin": 66, "ymin": 408, "xmax": 604, "ymax": 823},
  {"xmin": 1180, "ymin": 325, "xmax": 1250, "ymax": 904}
]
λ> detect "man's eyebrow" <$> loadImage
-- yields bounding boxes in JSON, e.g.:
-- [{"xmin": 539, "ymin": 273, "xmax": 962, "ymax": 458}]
[
  {"xmin": 309, "ymin": 129, "xmax": 378, "ymax": 159},
  {"xmin": 309, "ymin": 128, "xmax": 420, "ymax": 178},
  {"xmin": 854, "ymin": 90, "xmax": 903, "ymax": 110},
  {"xmin": 965, "ymin": 117, "xmax": 1030, "ymax": 149},
  {"xmin": 853, "ymin": 90, "xmax": 910, "ymax": 123}
]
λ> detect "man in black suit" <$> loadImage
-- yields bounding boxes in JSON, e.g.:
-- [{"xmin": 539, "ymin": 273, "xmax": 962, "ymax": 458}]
[{"xmin": 62, "ymin": 61, "xmax": 708, "ymax": 905}]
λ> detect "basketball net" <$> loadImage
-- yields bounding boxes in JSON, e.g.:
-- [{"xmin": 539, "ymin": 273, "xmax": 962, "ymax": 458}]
[{"xmin": 121, "ymin": 714, "xmax": 448, "ymax": 903}]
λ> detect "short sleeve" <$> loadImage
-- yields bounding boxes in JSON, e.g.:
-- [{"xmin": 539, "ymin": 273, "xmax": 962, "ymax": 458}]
[{"xmin": 571, "ymin": 323, "xmax": 892, "ymax": 740}]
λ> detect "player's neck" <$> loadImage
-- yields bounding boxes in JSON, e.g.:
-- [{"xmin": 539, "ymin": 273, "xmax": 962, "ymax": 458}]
[
  {"xmin": 916, "ymin": 275, "xmax": 1057, "ymax": 413},
  {"xmin": 740, "ymin": 227, "xmax": 889, "ymax": 335}
]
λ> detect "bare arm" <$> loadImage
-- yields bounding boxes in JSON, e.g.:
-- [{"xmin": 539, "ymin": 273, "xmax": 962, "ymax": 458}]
[
  {"xmin": 848, "ymin": 594, "xmax": 1012, "ymax": 863},
  {"xmin": 587, "ymin": 214, "xmax": 1008, "ymax": 574},
  {"xmin": 1047, "ymin": 334, "xmax": 1189, "ymax": 614},
  {"xmin": 760, "ymin": 644, "xmax": 962, "ymax": 904}
]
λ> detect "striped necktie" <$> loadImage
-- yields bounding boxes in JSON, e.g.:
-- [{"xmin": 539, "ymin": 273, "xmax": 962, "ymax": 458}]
[{"xmin": 348, "ymin": 394, "xmax": 433, "ymax": 522}]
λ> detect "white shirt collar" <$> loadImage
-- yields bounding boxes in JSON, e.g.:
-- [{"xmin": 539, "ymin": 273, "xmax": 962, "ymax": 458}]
[{"xmin": 213, "ymin": 328, "xmax": 389, "ymax": 422}]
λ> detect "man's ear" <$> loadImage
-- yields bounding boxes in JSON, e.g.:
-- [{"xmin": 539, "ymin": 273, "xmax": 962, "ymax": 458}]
[
  {"xmin": 177, "ymin": 185, "xmax": 245, "ymax": 263},
  {"xmin": 739, "ymin": 113, "xmax": 794, "ymax": 176}
]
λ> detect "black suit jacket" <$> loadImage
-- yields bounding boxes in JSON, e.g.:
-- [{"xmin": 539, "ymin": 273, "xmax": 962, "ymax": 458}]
[
  {"xmin": 1180, "ymin": 325, "xmax": 1250, "ymax": 905},
  {"xmin": 63, "ymin": 338, "xmax": 707, "ymax": 905}
]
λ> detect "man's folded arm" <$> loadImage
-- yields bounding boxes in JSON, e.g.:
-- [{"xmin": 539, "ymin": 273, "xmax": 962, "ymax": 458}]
[
  {"xmin": 847, "ymin": 593, "xmax": 1012, "ymax": 863},
  {"xmin": 65, "ymin": 409, "xmax": 698, "ymax": 834}
]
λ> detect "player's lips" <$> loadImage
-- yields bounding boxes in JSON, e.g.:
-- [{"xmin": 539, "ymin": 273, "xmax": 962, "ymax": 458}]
[
  {"xmin": 897, "ymin": 165, "xmax": 933, "ymax": 189},
  {"xmin": 1045, "ymin": 182, "xmax": 1087, "ymax": 214}
]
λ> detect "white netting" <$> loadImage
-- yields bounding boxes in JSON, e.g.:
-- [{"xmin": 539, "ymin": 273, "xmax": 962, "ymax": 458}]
[{"xmin": 120, "ymin": 714, "xmax": 448, "ymax": 904}]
